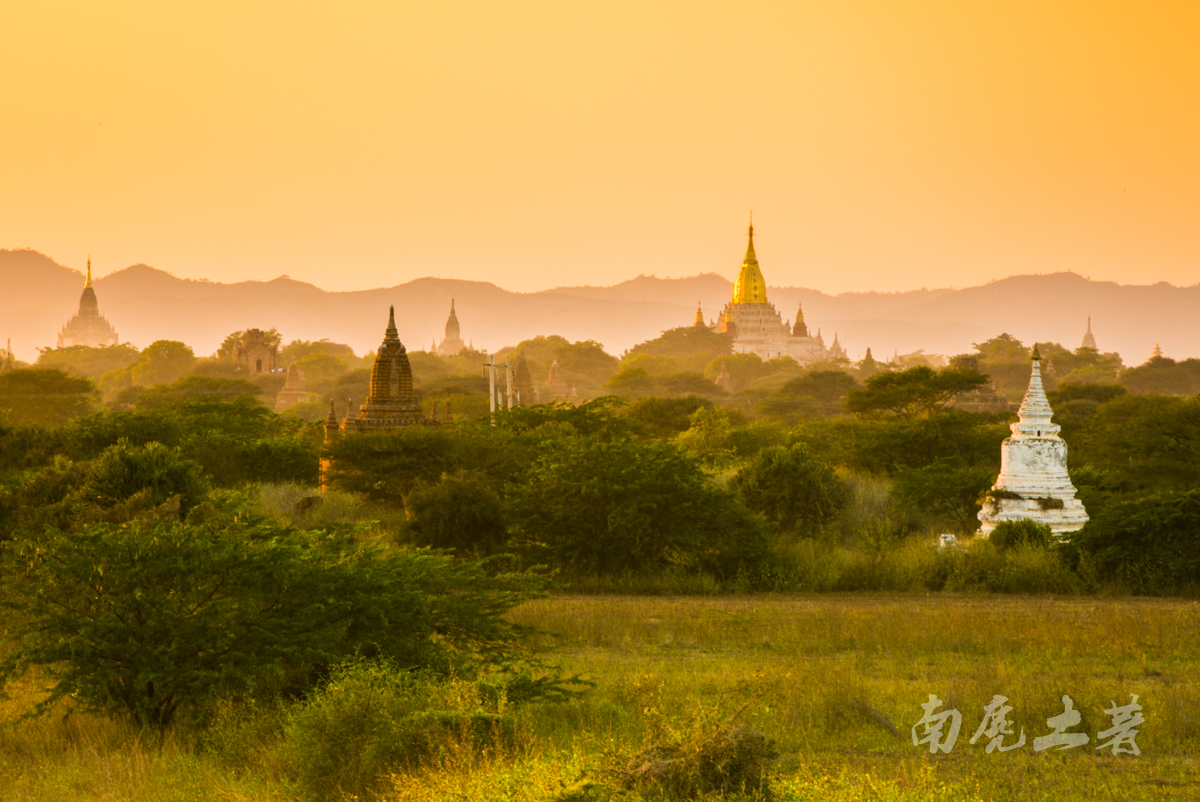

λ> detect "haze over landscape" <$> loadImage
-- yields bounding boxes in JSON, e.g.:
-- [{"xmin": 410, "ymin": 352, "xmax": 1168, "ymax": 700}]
[
  {"xmin": 2, "ymin": 248, "xmax": 1196, "ymax": 365},
  {"xmin": 2, "ymin": 1, "xmax": 1198, "ymax": 299}
]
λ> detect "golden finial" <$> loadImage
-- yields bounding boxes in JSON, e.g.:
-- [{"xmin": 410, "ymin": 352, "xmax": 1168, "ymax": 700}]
[{"xmin": 84, "ymin": 256, "xmax": 93, "ymax": 289}]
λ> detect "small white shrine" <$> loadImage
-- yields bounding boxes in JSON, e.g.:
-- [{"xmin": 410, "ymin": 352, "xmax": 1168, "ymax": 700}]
[{"xmin": 977, "ymin": 346, "xmax": 1089, "ymax": 537}]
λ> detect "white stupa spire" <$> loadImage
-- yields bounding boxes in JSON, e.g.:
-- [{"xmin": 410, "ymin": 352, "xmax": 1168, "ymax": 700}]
[{"xmin": 1013, "ymin": 346, "xmax": 1059, "ymax": 437}]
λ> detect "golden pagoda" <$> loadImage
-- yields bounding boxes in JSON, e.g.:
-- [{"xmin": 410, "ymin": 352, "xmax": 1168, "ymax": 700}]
[
  {"xmin": 731, "ymin": 221, "xmax": 768, "ymax": 305},
  {"xmin": 713, "ymin": 218, "xmax": 828, "ymax": 364}
]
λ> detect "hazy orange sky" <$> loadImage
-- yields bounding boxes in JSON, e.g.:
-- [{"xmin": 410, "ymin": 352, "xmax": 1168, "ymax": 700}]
[{"xmin": 3, "ymin": 1, "xmax": 1198, "ymax": 294}]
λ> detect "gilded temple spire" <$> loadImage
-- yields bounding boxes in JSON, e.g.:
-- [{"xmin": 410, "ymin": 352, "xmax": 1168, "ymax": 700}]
[
  {"xmin": 84, "ymin": 256, "xmax": 93, "ymax": 289},
  {"xmin": 743, "ymin": 215, "xmax": 758, "ymax": 266},
  {"xmin": 731, "ymin": 216, "xmax": 768, "ymax": 305}
]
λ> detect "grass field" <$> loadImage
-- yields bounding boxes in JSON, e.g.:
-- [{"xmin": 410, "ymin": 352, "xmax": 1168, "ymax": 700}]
[{"xmin": 2, "ymin": 594, "xmax": 1198, "ymax": 801}]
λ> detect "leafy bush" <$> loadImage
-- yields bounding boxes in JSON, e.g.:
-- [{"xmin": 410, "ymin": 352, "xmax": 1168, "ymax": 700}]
[
  {"xmin": 988, "ymin": 518, "xmax": 1052, "ymax": 551},
  {"xmin": 404, "ymin": 472, "xmax": 507, "ymax": 556},
  {"xmin": 891, "ymin": 458, "xmax": 994, "ymax": 535},
  {"xmin": 730, "ymin": 444, "xmax": 849, "ymax": 536},
  {"xmin": 0, "ymin": 368, "xmax": 100, "ymax": 425},
  {"xmin": 277, "ymin": 662, "xmax": 516, "ymax": 802},
  {"xmin": 0, "ymin": 512, "xmax": 539, "ymax": 731},
  {"xmin": 77, "ymin": 439, "xmax": 209, "ymax": 518},
  {"xmin": 627, "ymin": 396, "xmax": 714, "ymax": 438},
  {"xmin": 1068, "ymin": 490, "xmax": 1200, "ymax": 593}
]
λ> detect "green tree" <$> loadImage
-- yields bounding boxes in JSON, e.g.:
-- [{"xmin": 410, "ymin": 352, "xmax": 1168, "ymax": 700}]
[
  {"xmin": 757, "ymin": 370, "xmax": 858, "ymax": 422},
  {"xmin": 626, "ymin": 326, "xmax": 733, "ymax": 374},
  {"xmin": 76, "ymin": 440, "xmax": 208, "ymax": 519},
  {"xmin": 892, "ymin": 458, "xmax": 996, "ymax": 534},
  {"xmin": 846, "ymin": 365, "xmax": 989, "ymax": 419},
  {"xmin": 730, "ymin": 444, "xmax": 849, "ymax": 536},
  {"xmin": 703, "ymin": 352, "xmax": 770, "ymax": 392},
  {"xmin": 35, "ymin": 343, "xmax": 140, "ymax": 379},
  {"xmin": 1119, "ymin": 356, "xmax": 1200, "ymax": 396},
  {"xmin": 0, "ymin": 368, "xmax": 100, "ymax": 426},
  {"xmin": 1068, "ymin": 490, "xmax": 1200, "ymax": 592},
  {"xmin": 404, "ymin": 473, "xmax": 507, "ymax": 556},
  {"xmin": 619, "ymin": 353, "xmax": 679, "ymax": 376},
  {"xmin": 118, "ymin": 375, "xmax": 264, "ymax": 408},
  {"xmin": 506, "ymin": 438, "xmax": 767, "ymax": 577},
  {"xmin": 1075, "ymin": 394, "xmax": 1200, "ymax": 494},
  {"xmin": 0, "ymin": 515, "xmax": 537, "ymax": 731},
  {"xmin": 973, "ymin": 333, "xmax": 1028, "ymax": 363},
  {"xmin": 659, "ymin": 372, "xmax": 725, "ymax": 398},
  {"xmin": 279, "ymin": 338, "xmax": 356, "ymax": 366},
  {"xmin": 628, "ymin": 396, "xmax": 714, "ymax": 438},
  {"xmin": 605, "ymin": 366, "xmax": 656, "ymax": 397},
  {"xmin": 295, "ymin": 352, "xmax": 354, "ymax": 385},
  {"xmin": 129, "ymin": 340, "xmax": 197, "ymax": 387}
]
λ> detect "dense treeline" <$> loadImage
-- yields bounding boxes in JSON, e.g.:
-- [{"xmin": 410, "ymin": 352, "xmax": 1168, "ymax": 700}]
[{"xmin": 4, "ymin": 327, "xmax": 1199, "ymax": 597}]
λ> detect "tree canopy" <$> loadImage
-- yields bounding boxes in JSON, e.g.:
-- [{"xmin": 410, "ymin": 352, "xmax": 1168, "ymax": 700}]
[{"xmin": 845, "ymin": 365, "xmax": 990, "ymax": 419}]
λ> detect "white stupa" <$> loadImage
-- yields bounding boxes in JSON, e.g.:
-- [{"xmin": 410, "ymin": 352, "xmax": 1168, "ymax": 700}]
[{"xmin": 977, "ymin": 346, "xmax": 1088, "ymax": 537}]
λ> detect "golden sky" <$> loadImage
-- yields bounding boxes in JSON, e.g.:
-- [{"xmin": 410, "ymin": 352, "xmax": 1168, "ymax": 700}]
[{"xmin": 2, "ymin": 1, "xmax": 1198, "ymax": 293}]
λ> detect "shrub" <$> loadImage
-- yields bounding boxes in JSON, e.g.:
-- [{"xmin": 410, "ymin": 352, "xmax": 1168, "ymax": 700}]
[
  {"xmin": 619, "ymin": 721, "xmax": 778, "ymax": 800},
  {"xmin": 506, "ymin": 437, "xmax": 768, "ymax": 578},
  {"xmin": 1067, "ymin": 489, "xmax": 1200, "ymax": 593},
  {"xmin": 989, "ymin": 518, "xmax": 1053, "ymax": 551},
  {"xmin": 278, "ymin": 662, "xmax": 516, "ymax": 802},
  {"xmin": 0, "ymin": 513, "xmax": 539, "ymax": 731},
  {"xmin": 404, "ymin": 472, "xmax": 507, "ymax": 556}
]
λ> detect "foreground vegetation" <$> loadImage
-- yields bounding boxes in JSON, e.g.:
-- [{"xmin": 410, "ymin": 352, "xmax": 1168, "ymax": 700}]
[{"xmin": 1, "ymin": 594, "xmax": 1196, "ymax": 801}]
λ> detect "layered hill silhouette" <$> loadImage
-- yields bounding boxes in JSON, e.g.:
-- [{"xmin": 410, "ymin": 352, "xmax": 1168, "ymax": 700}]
[{"xmin": 3, "ymin": 248, "xmax": 1196, "ymax": 365}]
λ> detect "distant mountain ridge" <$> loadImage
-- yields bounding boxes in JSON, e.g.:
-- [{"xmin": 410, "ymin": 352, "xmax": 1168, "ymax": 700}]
[{"xmin": 2, "ymin": 248, "xmax": 1195, "ymax": 366}]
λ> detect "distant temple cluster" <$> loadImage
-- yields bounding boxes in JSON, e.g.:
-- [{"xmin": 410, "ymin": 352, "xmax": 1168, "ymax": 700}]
[{"xmin": 693, "ymin": 220, "xmax": 844, "ymax": 364}]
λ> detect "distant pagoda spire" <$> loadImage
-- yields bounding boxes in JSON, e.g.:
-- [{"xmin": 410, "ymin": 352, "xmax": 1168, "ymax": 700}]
[
  {"xmin": 1152, "ymin": 342, "xmax": 1163, "ymax": 359},
  {"xmin": 792, "ymin": 301, "xmax": 808, "ymax": 337},
  {"xmin": 1080, "ymin": 316, "xmax": 1098, "ymax": 350},
  {"xmin": 436, "ymin": 298, "xmax": 467, "ymax": 355},
  {"xmin": 693, "ymin": 301, "xmax": 705, "ymax": 327},
  {"xmin": 57, "ymin": 255, "xmax": 118, "ymax": 347}
]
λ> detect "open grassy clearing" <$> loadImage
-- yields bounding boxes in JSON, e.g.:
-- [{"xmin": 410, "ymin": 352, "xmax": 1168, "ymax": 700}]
[{"xmin": 1, "ymin": 594, "xmax": 1197, "ymax": 801}]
